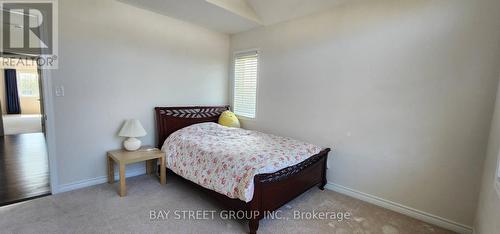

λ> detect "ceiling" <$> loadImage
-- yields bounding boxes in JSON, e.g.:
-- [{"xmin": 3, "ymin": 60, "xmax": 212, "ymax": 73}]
[
  {"xmin": 118, "ymin": 0, "xmax": 346, "ymax": 34},
  {"xmin": 246, "ymin": 0, "xmax": 347, "ymax": 26}
]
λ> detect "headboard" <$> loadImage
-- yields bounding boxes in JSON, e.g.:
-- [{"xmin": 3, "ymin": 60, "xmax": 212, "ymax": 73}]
[{"xmin": 154, "ymin": 105, "xmax": 230, "ymax": 148}]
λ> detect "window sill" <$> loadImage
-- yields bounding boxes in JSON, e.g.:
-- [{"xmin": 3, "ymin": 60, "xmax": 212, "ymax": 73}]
[{"xmin": 236, "ymin": 114, "xmax": 256, "ymax": 122}]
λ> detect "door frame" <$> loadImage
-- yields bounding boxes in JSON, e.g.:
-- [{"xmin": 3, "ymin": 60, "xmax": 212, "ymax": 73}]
[
  {"xmin": 0, "ymin": 54, "xmax": 58, "ymax": 194},
  {"xmin": 1, "ymin": 8, "xmax": 59, "ymax": 195},
  {"xmin": 39, "ymin": 68, "xmax": 58, "ymax": 194}
]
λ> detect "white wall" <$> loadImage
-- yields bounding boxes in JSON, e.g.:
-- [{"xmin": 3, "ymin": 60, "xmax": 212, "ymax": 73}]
[
  {"xmin": 474, "ymin": 78, "xmax": 500, "ymax": 233},
  {"xmin": 231, "ymin": 0, "xmax": 500, "ymax": 228},
  {"xmin": 52, "ymin": 0, "xmax": 229, "ymax": 186}
]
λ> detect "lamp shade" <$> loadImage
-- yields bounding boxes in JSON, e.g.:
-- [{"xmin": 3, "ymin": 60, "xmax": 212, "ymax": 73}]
[{"xmin": 118, "ymin": 119, "xmax": 147, "ymax": 137}]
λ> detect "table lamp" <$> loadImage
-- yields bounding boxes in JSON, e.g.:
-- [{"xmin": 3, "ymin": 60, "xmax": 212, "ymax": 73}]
[{"xmin": 118, "ymin": 119, "xmax": 147, "ymax": 151}]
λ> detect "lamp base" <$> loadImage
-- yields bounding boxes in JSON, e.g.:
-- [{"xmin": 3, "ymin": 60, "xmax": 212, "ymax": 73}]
[{"xmin": 123, "ymin": 137, "xmax": 141, "ymax": 151}]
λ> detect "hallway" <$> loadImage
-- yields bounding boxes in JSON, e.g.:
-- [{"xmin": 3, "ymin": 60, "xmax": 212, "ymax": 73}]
[{"xmin": 0, "ymin": 133, "xmax": 50, "ymax": 206}]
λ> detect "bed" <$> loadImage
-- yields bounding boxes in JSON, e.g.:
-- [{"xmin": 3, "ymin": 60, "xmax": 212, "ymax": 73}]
[{"xmin": 155, "ymin": 106, "xmax": 331, "ymax": 234}]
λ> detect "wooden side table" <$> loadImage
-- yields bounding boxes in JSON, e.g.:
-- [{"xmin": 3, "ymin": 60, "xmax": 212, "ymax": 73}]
[{"xmin": 107, "ymin": 148, "xmax": 166, "ymax": 197}]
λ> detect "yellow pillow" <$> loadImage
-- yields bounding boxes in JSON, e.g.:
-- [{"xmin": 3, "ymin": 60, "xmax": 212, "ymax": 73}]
[{"xmin": 218, "ymin": 110, "xmax": 241, "ymax": 128}]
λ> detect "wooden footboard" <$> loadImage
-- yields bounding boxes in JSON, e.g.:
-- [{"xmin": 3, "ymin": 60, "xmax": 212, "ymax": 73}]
[{"xmin": 247, "ymin": 148, "xmax": 330, "ymax": 234}]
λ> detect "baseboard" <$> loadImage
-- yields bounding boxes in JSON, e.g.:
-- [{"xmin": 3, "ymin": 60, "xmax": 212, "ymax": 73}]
[
  {"xmin": 55, "ymin": 167, "xmax": 146, "ymax": 194},
  {"xmin": 325, "ymin": 182, "xmax": 472, "ymax": 234}
]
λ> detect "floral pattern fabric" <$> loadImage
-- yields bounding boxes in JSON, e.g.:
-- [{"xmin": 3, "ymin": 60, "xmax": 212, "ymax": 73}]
[{"xmin": 161, "ymin": 123, "xmax": 323, "ymax": 202}]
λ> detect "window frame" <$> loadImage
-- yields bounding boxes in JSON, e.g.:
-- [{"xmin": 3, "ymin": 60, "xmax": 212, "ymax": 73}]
[
  {"xmin": 231, "ymin": 49, "xmax": 260, "ymax": 120},
  {"xmin": 16, "ymin": 71, "xmax": 40, "ymax": 97}
]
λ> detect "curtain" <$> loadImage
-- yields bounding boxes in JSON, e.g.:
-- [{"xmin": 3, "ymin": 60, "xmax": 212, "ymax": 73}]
[{"xmin": 5, "ymin": 69, "xmax": 21, "ymax": 114}]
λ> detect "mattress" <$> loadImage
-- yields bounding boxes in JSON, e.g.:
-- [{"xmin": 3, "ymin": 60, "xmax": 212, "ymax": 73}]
[{"xmin": 161, "ymin": 122, "xmax": 322, "ymax": 202}]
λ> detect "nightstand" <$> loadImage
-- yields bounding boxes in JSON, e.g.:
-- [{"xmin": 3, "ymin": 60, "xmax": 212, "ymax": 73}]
[{"xmin": 107, "ymin": 148, "xmax": 166, "ymax": 197}]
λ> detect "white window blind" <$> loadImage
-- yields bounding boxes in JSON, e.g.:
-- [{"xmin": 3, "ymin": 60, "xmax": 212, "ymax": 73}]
[{"xmin": 233, "ymin": 51, "xmax": 258, "ymax": 118}]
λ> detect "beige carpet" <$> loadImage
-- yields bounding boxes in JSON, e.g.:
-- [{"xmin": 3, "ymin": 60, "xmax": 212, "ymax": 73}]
[{"xmin": 0, "ymin": 175, "xmax": 454, "ymax": 234}]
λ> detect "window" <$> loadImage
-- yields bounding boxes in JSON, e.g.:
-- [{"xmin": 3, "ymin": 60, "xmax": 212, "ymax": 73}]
[
  {"xmin": 233, "ymin": 50, "xmax": 258, "ymax": 118},
  {"xmin": 17, "ymin": 72, "xmax": 40, "ymax": 97}
]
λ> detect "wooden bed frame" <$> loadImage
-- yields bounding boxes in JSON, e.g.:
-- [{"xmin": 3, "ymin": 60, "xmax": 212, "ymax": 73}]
[{"xmin": 155, "ymin": 106, "xmax": 331, "ymax": 234}]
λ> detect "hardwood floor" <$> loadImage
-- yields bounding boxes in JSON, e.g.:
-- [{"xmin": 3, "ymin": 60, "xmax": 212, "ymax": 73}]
[{"xmin": 0, "ymin": 133, "xmax": 50, "ymax": 206}]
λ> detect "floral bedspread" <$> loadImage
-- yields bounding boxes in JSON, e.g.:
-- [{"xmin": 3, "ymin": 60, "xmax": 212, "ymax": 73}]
[{"xmin": 161, "ymin": 122, "xmax": 323, "ymax": 202}]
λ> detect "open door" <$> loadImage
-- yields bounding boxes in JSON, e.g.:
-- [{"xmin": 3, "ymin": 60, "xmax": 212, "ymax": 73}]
[{"xmin": 37, "ymin": 68, "xmax": 46, "ymax": 134}]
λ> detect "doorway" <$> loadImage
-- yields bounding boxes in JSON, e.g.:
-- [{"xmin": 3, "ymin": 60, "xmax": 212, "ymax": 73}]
[{"xmin": 0, "ymin": 57, "xmax": 49, "ymax": 206}]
